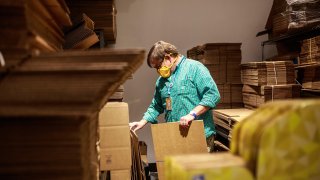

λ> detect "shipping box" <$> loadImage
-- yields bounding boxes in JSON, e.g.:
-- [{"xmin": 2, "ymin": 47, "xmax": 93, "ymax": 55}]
[
  {"xmin": 151, "ymin": 121, "xmax": 207, "ymax": 180},
  {"xmin": 100, "ymin": 147, "xmax": 132, "ymax": 170},
  {"xmin": 99, "ymin": 126, "xmax": 131, "ymax": 148},
  {"xmin": 99, "ymin": 102, "xmax": 132, "ymax": 170},
  {"xmin": 99, "ymin": 102, "xmax": 129, "ymax": 126},
  {"xmin": 110, "ymin": 169, "xmax": 131, "ymax": 180},
  {"xmin": 165, "ymin": 153, "xmax": 253, "ymax": 180}
]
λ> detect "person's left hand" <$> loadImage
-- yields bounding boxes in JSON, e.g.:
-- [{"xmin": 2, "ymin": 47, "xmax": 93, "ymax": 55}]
[{"xmin": 180, "ymin": 114, "xmax": 194, "ymax": 128}]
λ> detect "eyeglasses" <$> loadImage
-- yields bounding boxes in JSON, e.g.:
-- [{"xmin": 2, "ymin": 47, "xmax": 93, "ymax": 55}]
[
  {"xmin": 150, "ymin": 59, "xmax": 162, "ymax": 69},
  {"xmin": 150, "ymin": 54, "xmax": 171, "ymax": 69}
]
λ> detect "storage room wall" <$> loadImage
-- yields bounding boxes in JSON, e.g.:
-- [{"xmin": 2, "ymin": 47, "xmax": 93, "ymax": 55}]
[{"xmin": 114, "ymin": 0, "xmax": 276, "ymax": 162}]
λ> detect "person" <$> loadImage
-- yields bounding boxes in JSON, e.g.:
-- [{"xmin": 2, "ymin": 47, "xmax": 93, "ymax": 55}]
[{"xmin": 129, "ymin": 41, "xmax": 220, "ymax": 152}]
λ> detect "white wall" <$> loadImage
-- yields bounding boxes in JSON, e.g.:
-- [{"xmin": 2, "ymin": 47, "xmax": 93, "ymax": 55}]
[{"xmin": 114, "ymin": 0, "xmax": 276, "ymax": 163}]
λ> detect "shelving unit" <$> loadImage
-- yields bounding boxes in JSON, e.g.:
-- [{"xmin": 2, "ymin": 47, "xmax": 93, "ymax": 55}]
[
  {"xmin": 262, "ymin": 24, "xmax": 320, "ymax": 46},
  {"xmin": 260, "ymin": 24, "xmax": 320, "ymax": 60}
]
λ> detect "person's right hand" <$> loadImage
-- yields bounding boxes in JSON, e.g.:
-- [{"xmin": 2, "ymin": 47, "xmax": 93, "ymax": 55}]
[{"xmin": 129, "ymin": 119, "xmax": 148, "ymax": 132}]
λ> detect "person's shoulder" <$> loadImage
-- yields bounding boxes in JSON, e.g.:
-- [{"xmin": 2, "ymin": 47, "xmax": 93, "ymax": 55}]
[
  {"xmin": 185, "ymin": 57, "xmax": 202, "ymax": 65},
  {"xmin": 185, "ymin": 58, "xmax": 206, "ymax": 69}
]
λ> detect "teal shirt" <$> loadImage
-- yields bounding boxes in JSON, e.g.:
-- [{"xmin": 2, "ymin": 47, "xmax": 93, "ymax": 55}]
[{"xmin": 143, "ymin": 56, "xmax": 220, "ymax": 138}]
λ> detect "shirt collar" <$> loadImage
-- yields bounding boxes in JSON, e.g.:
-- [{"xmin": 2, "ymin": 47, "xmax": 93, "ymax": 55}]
[{"xmin": 173, "ymin": 55, "xmax": 186, "ymax": 73}]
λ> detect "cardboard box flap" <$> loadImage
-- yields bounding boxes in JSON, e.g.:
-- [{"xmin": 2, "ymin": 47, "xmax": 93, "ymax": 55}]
[{"xmin": 151, "ymin": 120, "xmax": 207, "ymax": 162}]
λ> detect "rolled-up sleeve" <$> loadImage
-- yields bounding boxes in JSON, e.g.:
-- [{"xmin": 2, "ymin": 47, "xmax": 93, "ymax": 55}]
[
  {"xmin": 194, "ymin": 63, "xmax": 220, "ymax": 108},
  {"xmin": 142, "ymin": 83, "xmax": 164, "ymax": 123}
]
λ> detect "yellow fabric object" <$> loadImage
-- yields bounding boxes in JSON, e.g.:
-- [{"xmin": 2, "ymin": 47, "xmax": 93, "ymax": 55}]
[
  {"xmin": 164, "ymin": 153, "xmax": 254, "ymax": 180},
  {"xmin": 231, "ymin": 100, "xmax": 320, "ymax": 179},
  {"xmin": 157, "ymin": 56, "xmax": 177, "ymax": 78}
]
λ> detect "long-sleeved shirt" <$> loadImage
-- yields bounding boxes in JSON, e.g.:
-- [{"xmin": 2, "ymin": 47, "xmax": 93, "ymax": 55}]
[{"xmin": 143, "ymin": 56, "xmax": 220, "ymax": 138}]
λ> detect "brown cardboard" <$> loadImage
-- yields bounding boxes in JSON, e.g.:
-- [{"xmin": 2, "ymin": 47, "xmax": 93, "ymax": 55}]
[
  {"xmin": 165, "ymin": 153, "xmax": 253, "ymax": 180},
  {"xmin": 100, "ymin": 147, "xmax": 132, "ymax": 170},
  {"xmin": 130, "ymin": 131, "xmax": 146, "ymax": 180},
  {"xmin": 110, "ymin": 169, "xmax": 131, "ymax": 180},
  {"xmin": 99, "ymin": 102, "xmax": 129, "ymax": 126},
  {"xmin": 216, "ymin": 84, "xmax": 243, "ymax": 109},
  {"xmin": 156, "ymin": 162, "xmax": 165, "ymax": 180},
  {"xmin": 151, "ymin": 120, "xmax": 207, "ymax": 162},
  {"xmin": 99, "ymin": 126, "xmax": 131, "ymax": 148},
  {"xmin": 99, "ymin": 102, "xmax": 132, "ymax": 171},
  {"xmin": 139, "ymin": 141, "xmax": 147, "ymax": 155}
]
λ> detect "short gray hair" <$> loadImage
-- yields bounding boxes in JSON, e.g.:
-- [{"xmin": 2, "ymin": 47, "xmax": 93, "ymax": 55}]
[{"xmin": 147, "ymin": 41, "xmax": 179, "ymax": 67}]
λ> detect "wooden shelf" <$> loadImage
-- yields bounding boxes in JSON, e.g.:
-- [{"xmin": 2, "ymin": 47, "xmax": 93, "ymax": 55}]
[
  {"xmin": 262, "ymin": 23, "xmax": 320, "ymax": 46},
  {"xmin": 294, "ymin": 63, "xmax": 320, "ymax": 69}
]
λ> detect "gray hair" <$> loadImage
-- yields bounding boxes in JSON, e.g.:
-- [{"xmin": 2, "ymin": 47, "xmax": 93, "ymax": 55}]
[{"xmin": 147, "ymin": 41, "xmax": 179, "ymax": 67}]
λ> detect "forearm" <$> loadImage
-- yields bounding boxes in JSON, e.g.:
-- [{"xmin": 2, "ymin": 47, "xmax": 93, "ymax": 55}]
[
  {"xmin": 180, "ymin": 105, "xmax": 210, "ymax": 127},
  {"xmin": 129, "ymin": 119, "xmax": 149, "ymax": 132},
  {"xmin": 191, "ymin": 105, "xmax": 210, "ymax": 117},
  {"xmin": 139, "ymin": 119, "xmax": 148, "ymax": 126},
  {"xmin": 143, "ymin": 97, "xmax": 164, "ymax": 124}
]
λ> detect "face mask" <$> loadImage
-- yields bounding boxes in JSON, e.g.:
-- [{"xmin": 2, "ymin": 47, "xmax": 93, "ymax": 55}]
[{"xmin": 157, "ymin": 56, "xmax": 177, "ymax": 78}]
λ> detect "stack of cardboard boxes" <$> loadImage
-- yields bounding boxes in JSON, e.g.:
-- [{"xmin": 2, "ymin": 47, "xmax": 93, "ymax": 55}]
[
  {"xmin": 298, "ymin": 35, "xmax": 320, "ymax": 95},
  {"xmin": 187, "ymin": 43, "xmax": 243, "ymax": 109},
  {"xmin": 240, "ymin": 61, "xmax": 301, "ymax": 108},
  {"xmin": 66, "ymin": 0, "xmax": 117, "ymax": 43},
  {"xmin": 99, "ymin": 102, "xmax": 132, "ymax": 180},
  {"xmin": 212, "ymin": 108, "xmax": 255, "ymax": 148}
]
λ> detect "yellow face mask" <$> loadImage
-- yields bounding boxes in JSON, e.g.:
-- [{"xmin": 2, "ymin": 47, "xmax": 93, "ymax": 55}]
[{"xmin": 157, "ymin": 56, "xmax": 177, "ymax": 78}]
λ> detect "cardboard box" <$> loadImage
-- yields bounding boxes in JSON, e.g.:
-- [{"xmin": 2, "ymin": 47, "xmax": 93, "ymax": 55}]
[
  {"xmin": 110, "ymin": 169, "xmax": 131, "ymax": 180},
  {"xmin": 187, "ymin": 43, "xmax": 242, "ymax": 84},
  {"xmin": 99, "ymin": 102, "xmax": 132, "ymax": 171},
  {"xmin": 151, "ymin": 121, "xmax": 208, "ymax": 180},
  {"xmin": 151, "ymin": 121, "xmax": 207, "ymax": 161},
  {"xmin": 139, "ymin": 141, "xmax": 147, "ymax": 155},
  {"xmin": 165, "ymin": 153, "xmax": 253, "ymax": 180},
  {"xmin": 130, "ymin": 131, "xmax": 146, "ymax": 180},
  {"xmin": 99, "ymin": 126, "xmax": 131, "ymax": 148},
  {"xmin": 156, "ymin": 162, "xmax": 165, "ymax": 180},
  {"xmin": 99, "ymin": 102, "xmax": 129, "ymax": 126},
  {"xmin": 100, "ymin": 147, "xmax": 132, "ymax": 170}
]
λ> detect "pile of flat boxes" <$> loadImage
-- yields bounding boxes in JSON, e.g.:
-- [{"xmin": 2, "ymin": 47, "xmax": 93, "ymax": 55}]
[
  {"xmin": 187, "ymin": 43, "xmax": 243, "ymax": 109},
  {"xmin": 240, "ymin": 61, "xmax": 301, "ymax": 109}
]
